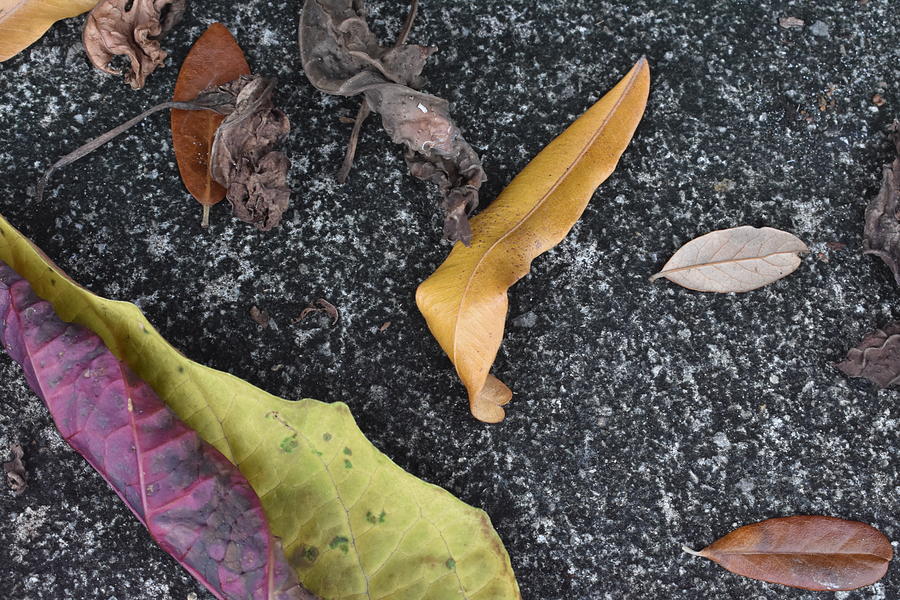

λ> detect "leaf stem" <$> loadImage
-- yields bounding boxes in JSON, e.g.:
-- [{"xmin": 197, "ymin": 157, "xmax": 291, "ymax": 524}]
[
  {"xmin": 681, "ymin": 545, "xmax": 703, "ymax": 556},
  {"xmin": 336, "ymin": 99, "xmax": 371, "ymax": 184},
  {"xmin": 201, "ymin": 204, "xmax": 210, "ymax": 228}
]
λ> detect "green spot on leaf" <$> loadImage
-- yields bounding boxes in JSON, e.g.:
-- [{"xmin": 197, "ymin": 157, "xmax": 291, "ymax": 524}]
[
  {"xmin": 343, "ymin": 446, "xmax": 352, "ymax": 456},
  {"xmin": 366, "ymin": 510, "xmax": 386, "ymax": 524},
  {"xmin": 344, "ymin": 459, "xmax": 353, "ymax": 469},
  {"xmin": 311, "ymin": 448, "xmax": 323, "ymax": 456},
  {"xmin": 446, "ymin": 558, "xmax": 456, "ymax": 570},
  {"xmin": 329, "ymin": 536, "xmax": 349, "ymax": 553},
  {"xmin": 322, "ymin": 432, "xmax": 332, "ymax": 441},
  {"xmin": 304, "ymin": 546, "xmax": 319, "ymax": 562},
  {"xmin": 280, "ymin": 437, "xmax": 298, "ymax": 453}
]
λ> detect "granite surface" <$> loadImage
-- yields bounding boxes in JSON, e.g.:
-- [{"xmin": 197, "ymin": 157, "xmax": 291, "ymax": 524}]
[{"xmin": 1, "ymin": 1, "xmax": 899, "ymax": 599}]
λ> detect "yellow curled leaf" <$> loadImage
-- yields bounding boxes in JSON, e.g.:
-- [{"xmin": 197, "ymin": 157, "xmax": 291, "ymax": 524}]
[
  {"xmin": 0, "ymin": 0, "xmax": 98, "ymax": 62},
  {"xmin": 416, "ymin": 57, "xmax": 650, "ymax": 423}
]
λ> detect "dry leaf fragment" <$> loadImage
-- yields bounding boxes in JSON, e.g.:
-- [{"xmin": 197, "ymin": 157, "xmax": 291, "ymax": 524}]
[
  {"xmin": 171, "ymin": 23, "xmax": 251, "ymax": 227},
  {"xmin": 249, "ymin": 305, "xmax": 269, "ymax": 328},
  {"xmin": 416, "ymin": 58, "xmax": 650, "ymax": 422},
  {"xmin": 294, "ymin": 299, "xmax": 339, "ymax": 325},
  {"xmin": 83, "ymin": 0, "xmax": 186, "ymax": 89},
  {"xmin": 299, "ymin": 0, "xmax": 485, "ymax": 245},
  {"xmin": 3, "ymin": 444, "xmax": 26, "ymax": 495},
  {"xmin": 684, "ymin": 516, "xmax": 893, "ymax": 591},
  {"xmin": 779, "ymin": 16, "xmax": 805, "ymax": 29},
  {"xmin": 835, "ymin": 321, "xmax": 900, "ymax": 387},
  {"xmin": 0, "ymin": 0, "xmax": 97, "ymax": 62},
  {"xmin": 863, "ymin": 122, "xmax": 900, "ymax": 285},
  {"xmin": 650, "ymin": 226, "xmax": 809, "ymax": 293}
]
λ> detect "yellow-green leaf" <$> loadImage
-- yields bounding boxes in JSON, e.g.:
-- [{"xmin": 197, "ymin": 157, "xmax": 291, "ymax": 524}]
[
  {"xmin": 0, "ymin": 0, "xmax": 97, "ymax": 62},
  {"xmin": 416, "ymin": 58, "xmax": 650, "ymax": 423},
  {"xmin": 0, "ymin": 214, "xmax": 520, "ymax": 600}
]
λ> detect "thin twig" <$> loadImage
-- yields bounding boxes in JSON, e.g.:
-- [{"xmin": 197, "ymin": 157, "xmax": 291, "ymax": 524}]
[{"xmin": 36, "ymin": 101, "xmax": 216, "ymax": 204}]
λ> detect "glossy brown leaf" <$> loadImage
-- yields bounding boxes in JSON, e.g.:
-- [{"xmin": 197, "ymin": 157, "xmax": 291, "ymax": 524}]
[
  {"xmin": 684, "ymin": 516, "xmax": 893, "ymax": 591},
  {"xmin": 171, "ymin": 23, "xmax": 250, "ymax": 225}
]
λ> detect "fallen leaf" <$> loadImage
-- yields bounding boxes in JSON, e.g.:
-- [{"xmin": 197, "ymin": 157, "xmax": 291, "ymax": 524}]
[
  {"xmin": 0, "ymin": 0, "xmax": 97, "ymax": 62},
  {"xmin": 835, "ymin": 321, "xmax": 900, "ymax": 387},
  {"xmin": 3, "ymin": 443, "xmax": 26, "ymax": 495},
  {"xmin": 684, "ymin": 516, "xmax": 892, "ymax": 591},
  {"xmin": 0, "ymin": 263, "xmax": 315, "ymax": 599},
  {"xmin": 250, "ymin": 305, "xmax": 269, "ymax": 327},
  {"xmin": 299, "ymin": 0, "xmax": 486, "ymax": 245},
  {"xmin": 416, "ymin": 58, "xmax": 650, "ymax": 422},
  {"xmin": 379, "ymin": 321, "xmax": 391, "ymax": 332},
  {"xmin": 172, "ymin": 23, "xmax": 251, "ymax": 227},
  {"xmin": 779, "ymin": 16, "xmax": 805, "ymax": 29},
  {"xmin": 83, "ymin": 0, "xmax": 186, "ymax": 89},
  {"xmin": 294, "ymin": 299, "xmax": 339, "ymax": 326},
  {"xmin": 863, "ymin": 122, "xmax": 900, "ymax": 285},
  {"xmin": 650, "ymin": 226, "xmax": 808, "ymax": 293},
  {"xmin": 0, "ymin": 214, "xmax": 520, "ymax": 600}
]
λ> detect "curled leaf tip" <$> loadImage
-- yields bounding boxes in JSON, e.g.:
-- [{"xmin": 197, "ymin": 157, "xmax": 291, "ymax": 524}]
[{"xmin": 471, "ymin": 375, "xmax": 512, "ymax": 423}]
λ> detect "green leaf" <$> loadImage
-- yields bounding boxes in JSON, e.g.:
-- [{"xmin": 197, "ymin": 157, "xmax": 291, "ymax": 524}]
[{"xmin": 0, "ymin": 214, "xmax": 520, "ymax": 600}]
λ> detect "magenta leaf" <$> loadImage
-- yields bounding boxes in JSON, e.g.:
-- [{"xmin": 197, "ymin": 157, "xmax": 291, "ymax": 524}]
[{"xmin": 0, "ymin": 262, "xmax": 317, "ymax": 600}]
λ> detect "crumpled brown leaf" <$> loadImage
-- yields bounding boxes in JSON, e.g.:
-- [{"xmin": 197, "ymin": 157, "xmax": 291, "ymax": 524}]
[
  {"xmin": 863, "ymin": 121, "xmax": 900, "ymax": 285},
  {"xmin": 3, "ymin": 444, "xmax": 27, "ymax": 495},
  {"xmin": 299, "ymin": 0, "xmax": 486, "ymax": 245},
  {"xmin": 208, "ymin": 75, "xmax": 291, "ymax": 231},
  {"xmin": 83, "ymin": 0, "xmax": 186, "ymax": 89},
  {"xmin": 835, "ymin": 321, "xmax": 900, "ymax": 388}
]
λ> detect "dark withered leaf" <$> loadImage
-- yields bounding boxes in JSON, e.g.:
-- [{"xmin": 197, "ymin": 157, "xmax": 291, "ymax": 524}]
[
  {"xmin": 835, "ymin": 321, "xmax": 900, "ymax": 388},
  {"xmin": 863, "ymin": 121, "xmax": 900, "ymax": 285},
  {"xmin": 299, "ymin": 0, "xmax": 486, "ymax": 245},
  {"xmin": 209, "ymin": 76, "xmax": 291, "ymax": 231},
  {"xmin": 249, "ymin": 305, "xmax": 270, "ymax": 328},
  {"xmin": 3, "ymin": 444, "xmax": 27, "ymax": 495},
  {"xmin": 83, "ymin": 0, "xmax": 186, "ymax": 90}
]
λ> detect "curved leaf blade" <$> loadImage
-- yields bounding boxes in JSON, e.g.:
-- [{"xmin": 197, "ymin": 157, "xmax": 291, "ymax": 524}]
[
  {"xmin": 685, "ymin": 516, "xmax": 892, "ymax": 591},
  {"xmin": 650, "ymin": 226, "xmax": 808, "ymax": 293},
  {"xmin": 0, "ymin": 263, "xmax": 313, "ymax": 600},
  {"xmin": 172, "ymin": 23, "xmax": 251, "ymax": 220},
  {"xmin": 0, "ymin": 0, "xmax": 96, "ymax": 62},
  {"xmin": 0, "ymin": 214, "xmax": 520, "ymax": 600},
  {"xmin": 416, "ymin": 58, "xmax": 650, "ymax": 422}
]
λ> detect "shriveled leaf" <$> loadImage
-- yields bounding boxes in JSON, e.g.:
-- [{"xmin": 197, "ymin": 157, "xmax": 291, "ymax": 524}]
[
  {"xmin": 650, "ymin": 226, "xmax": 808, "ymax": 293},
  {"xmin": 0, "ymin": 214, "xmax": 520, "ymax": 600},
  {"xmin": 0, "ymin": 262, "xmax": 314, "ymax": 599},
  {"xmin": 863, "ymin": 121, "xmax": 900, "ymax": 285},
  {"xmin": 299, "ymin": 0, "xmax": 485, "ymax": 245},
  {"xmin": 684, "ymin": 516, "xmax": 893, "ymax": 591},
  {"xmin": 416, "ymin": 58, "xmax": 650, "ymax": 422},
  {"xmin": 3, "ymin": 443, "xmax": 26, "ymax": 495},
  {"xmin": 83, "ymin": 0, "xmax": 186, "ymax": 89},
  {"xmin": 0, "ymin": 0, "xmax": 97, "ymax": 61},
  {"xmin": 835, "ymin": 321, "xmax": 900, "ymax": 387},
  {"xmin": 172, "ymin": 22, "xmax": 251, "ymax": 225}
]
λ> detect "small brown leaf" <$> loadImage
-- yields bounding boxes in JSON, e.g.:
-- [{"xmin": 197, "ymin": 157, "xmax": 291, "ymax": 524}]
[
  {"xmin": 293, "ymin": 299, "xmax": 339, "ymax": 325},
  {"xmin": 83, "ymin": 0, "xmax": 186, "ymax": 89},
  {"xmin": 650, "ymin": 226, "xmax": 808, "ymax": 292},
  {"xmin": 835, "ymin": 321, "xmax": 900, "ymax": 387},
  {"xmin": 685, "ymin": 516, "xmax": 893, "ymax": 591},
  {"xmin": 3, "ymin": 444, "xmax": 26, "ymax": 495},
  {"xmin": 249, "ymin": 305, "xmax": 269, "ymax": 328},
  {"xmin": 863, "ymin": 122, "xmax": 900, "ymax": 285}
]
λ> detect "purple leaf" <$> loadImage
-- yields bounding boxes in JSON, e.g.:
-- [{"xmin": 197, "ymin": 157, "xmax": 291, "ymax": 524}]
[{"xmin": 0, "ymin": 262, "xmax": 317, "ymax": 600}]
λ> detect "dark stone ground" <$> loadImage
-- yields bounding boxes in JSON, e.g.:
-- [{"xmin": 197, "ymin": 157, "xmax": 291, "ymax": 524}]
[{"xmin": 1, "ymin": 1, "xmax": 899, "ymax": 598}]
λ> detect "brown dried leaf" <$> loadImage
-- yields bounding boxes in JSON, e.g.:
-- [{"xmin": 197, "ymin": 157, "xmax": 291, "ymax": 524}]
[
  {"xmin": 3, "ymin": 444, "xmax": 26, "ymax": 495},
  {"xmin": 779, "ymin": 16, "xmax": 805, "ymax": 29},
  {"xmin": 863, "ymin": 122, "xmax": 900, "ymax": 285},
  {"xmin": 650, "ymin": 226, "xmax": 808, "ymax": 293},
  {"xmin": 209, "ymin": 75, "xmax": 291, "ymax": 231},
  {"xmin": 299, "ymin": 0, "xmax": 485, "ymax": 245},
  {"xmin": 835, "ymin": 321, "xmax": 900, "ymax": 387},
  {"xmin": 83, "ymin": 0, "xmax": 186, "ymax": 89},
  {"xmin": 684, "ymin": 516, "xmax": 892, "ymax": 591},
  {"xmin": 249, "ymin": 305, "xmax": 269, "ymax": 328}
]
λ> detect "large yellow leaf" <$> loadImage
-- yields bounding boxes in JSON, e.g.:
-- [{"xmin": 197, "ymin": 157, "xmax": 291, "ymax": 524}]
[
  {"xmin": 416, "ymin": 58, "xmax": 650, "ymax": 423},
  {"xmin": 0, "ymin": 0, "xmax": 97, "ymax": 62},
  {"xmin": 0, "ymin": 214, "xmax": 520, "ymax": 600}
]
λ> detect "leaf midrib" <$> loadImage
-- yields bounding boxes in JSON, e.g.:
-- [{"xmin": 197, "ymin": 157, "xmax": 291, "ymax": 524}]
[
  {"xmin": 653, "ymin": 249, "xmax": 802, "ymax": 278},
  {"xmin": 450, "ymin": 60, "xmax": 645, "ymax": 364}
]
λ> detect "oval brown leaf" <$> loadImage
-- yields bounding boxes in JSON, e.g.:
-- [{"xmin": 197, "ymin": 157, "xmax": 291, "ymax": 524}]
[
  {"xmin": 650, "ymin": 226, "xmax": 808, "ymax": 292},
  {"xmin": 685, "ymin": 516, "xmax": 893, "ymax": 591},
  {"xmin": 171, "ymin": 23, "xmax": 250, "ymax": 225}
]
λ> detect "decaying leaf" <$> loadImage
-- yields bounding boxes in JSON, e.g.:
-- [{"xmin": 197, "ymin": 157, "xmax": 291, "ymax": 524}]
[
  {"xmin": 416, "ymin": 58, "xmax": 650, "ymax": 422},
  {"xmin": 863, "ymin": 122, "xmax": 900, "ymax": 285},
  {"xmin": 172, "ymin": 23, "xmax": 251, "ymax": 227},
  {"xmin": 0, "ymin": 214, "xmax": 521, "ymax": 600},
  {"xmin": 83, "ymin": 0, "xmax": 186, "ymax": 89},
  {"xmin": 835, "ymin": 321, "xmax": 900, "ymax": 387},
  {"xmin": 249, "ymin": 305, "xmax": 269, "ymax": 327},
  {"xmin": 3, "ymin": 443, "xmax": 26, "ymax": 495},
  {"xmin": 208, "ymin": 75, "xmax": 291, "ymax": 231},
  {"xmin": 684, "ymin": 516, "xmax": 893, "ymax": 591},
  {"xmin": 0, "ymin": 262, "xmax": 316, "ymax": 599},
  {"xmin": 650, "ymin": 226, "xmax": 809, "ymax": 293},
  {"xmin": 0, "ymin": 0, "xmax": 97, "ymax": 62},
  {"xmin": 299, "ymin": 0, "xmax": 486, "ymax": 245}
]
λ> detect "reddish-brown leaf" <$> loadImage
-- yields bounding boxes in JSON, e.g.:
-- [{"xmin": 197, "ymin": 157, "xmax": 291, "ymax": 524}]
[
  {"xmin": 685, "ymin": 516, "xmax": 893, "ymax": 591},
  {"xmin": 171, "ymin": 23, "xmax": 250, "ymax": 225}
]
